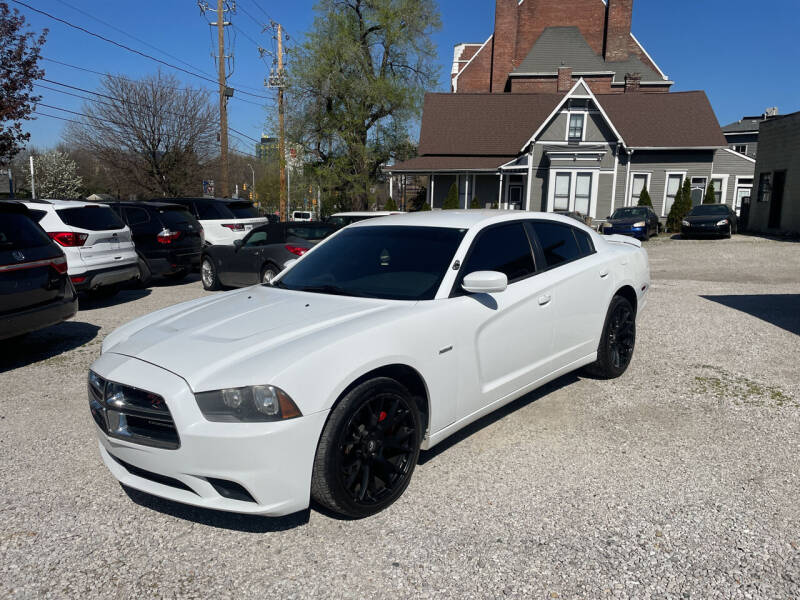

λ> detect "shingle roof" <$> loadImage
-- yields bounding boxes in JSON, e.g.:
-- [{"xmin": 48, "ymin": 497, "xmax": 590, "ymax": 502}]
[
  {"xmin": 721, "ymin": 118, "xmax": 764, "ymax": 133},
  {"xmin": 511, "ymin": 27, "xmax": 665, "ymax": 84}
]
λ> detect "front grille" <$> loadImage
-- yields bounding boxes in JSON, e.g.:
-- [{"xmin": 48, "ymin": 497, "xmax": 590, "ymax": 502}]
[{"xmin": 89, "ymin": 371, "xmax": 180, "ymax": 449}]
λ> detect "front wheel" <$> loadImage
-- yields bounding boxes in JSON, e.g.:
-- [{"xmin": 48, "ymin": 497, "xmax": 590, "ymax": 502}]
[
  {"xmin": 585, "ymin": 295, "xmax": 636, "ymax": 379},
  {"xmin": 201, "ymin": 257, "xmax": 221, "ymax": 291},
  {"xmin": 311, "ymin": 378, "xmax": 422, "ymax": 518},
  {"xmin": 260, "ymin": 262, "xmax": 279, "ymax": 284}
]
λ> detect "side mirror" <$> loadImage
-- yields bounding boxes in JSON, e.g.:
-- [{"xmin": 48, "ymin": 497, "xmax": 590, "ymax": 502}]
[
  {"xmin": 283, "ymin": 258, "xmax": 298, "ymax": 270},
  {"xmin": 462, "ymin": 271, "xmax": 508, "ymax": 294},
  {"xmin": 233, "ymin": 239, "xmax": 243, "ymax": 249}
]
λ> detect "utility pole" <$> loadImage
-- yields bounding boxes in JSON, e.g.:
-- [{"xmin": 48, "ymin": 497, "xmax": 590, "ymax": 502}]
[
  {"xmin": 216, "ymin": 0, "xmax": 230, "ymax": 198},
  {"xmin": 277, "ymin": 24, "xmax": 287, "ymax": 222}
]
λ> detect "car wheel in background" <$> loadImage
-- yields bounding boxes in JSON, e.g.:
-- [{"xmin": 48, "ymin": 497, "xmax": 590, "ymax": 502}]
[
  {"xmin": 137, "ymin": 256, "xmax": 152, "ymax": 287},
  {"xmin": 585, "ymin": 294, "xmax": 636, "ymax": 379},
  {"xmin": 261, "ymin": 263, "xmax": 279, "ymax": 284},
  {"xmin": 311, "ymin": 377, "xmax": 422, "ymax": 518},
  {"xmin": 201, "ymin": 257, "xmax": 221, "ymax": 291}
]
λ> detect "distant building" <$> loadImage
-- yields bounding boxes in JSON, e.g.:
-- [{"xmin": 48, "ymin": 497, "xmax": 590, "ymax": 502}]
[
  {"xmin": 746, "ymin": 111, "xmax": 800, "ymax": 235},
  {"xmin": 721, "ymin": 108, "xmax": 779, "ymax": 159},
  {"xmin": 255, "ymin": 136, "xmax": 279, "ymax": 161}
]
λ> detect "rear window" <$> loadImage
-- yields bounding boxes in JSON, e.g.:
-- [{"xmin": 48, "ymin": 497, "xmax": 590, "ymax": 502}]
[
  {"xmin": 530, "ymin": 222, "xmax": 582, "ymax": 269},
  {"xmin": 0, "ymin": 213, "xmax": 53, "ymax": 251},
  {"xmin": 158, "ymin": 207, "xmax": 198, "ymax": 229},
  {"xmin": 286, "ymin": 225, "xmax": 335, "ymax": 241},
  {"xmin": 195, "ymin": 202, "xmax": 235, "ymax": 220},
  {"xmin": 293, "ymin": 212, "xmax": 312, "ymax": 220},
  {"xmin": 229, "ymin": 202, "xmax": 259, "ymax": 219},
  {"xmin": 57, "ymin": 206, "xmax": 125, "ymax": 231}
]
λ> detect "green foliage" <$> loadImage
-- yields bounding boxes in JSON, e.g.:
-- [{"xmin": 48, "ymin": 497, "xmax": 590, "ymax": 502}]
[
  {"xmin": 384, "ymin": 196, "xmax": 398, "ymax": 211},
  {"xmin": 681, "ymin": 177, "xmax": 693, "ymax": 213},
  {"xmin": 442, "ymin": 183, "xmax": 459, "ymax": 210},
  {"xmin": 637, "ymin": 185, "xmax": 653, "ymax": 207},
  {"xmin": 285, "ymin": 0, "xmax": 441, "ymax": 211},
  {"xmin": 666, "ymin": 183, "xmax": 685, "ymax": 233},
  {"xmin": 29, "ymin": 151, "xmax": 82, "ymax": 198},
  {"xmin": 419, "ymin": 202, "xmax": 431, "ymax": 211},
  {"xmin": 254, "ymin": 160, "xmax": 281, "ymax": 216},
  {"xmin": 470, "ymin": 197, "xmax": 480, "ymax": 209},
  {"xmin": 703, "ymin": 181, "xmax": 716, "ymax": 204}
]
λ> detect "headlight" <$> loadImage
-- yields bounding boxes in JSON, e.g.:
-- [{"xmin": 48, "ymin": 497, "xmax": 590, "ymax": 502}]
[
  {"xmin": 195, "ymin": 385, "xmax": 302, "ymax": 422},
  {"xmin": 682, "ymin": 220, "xmax": 690, "ymax": 227},
  {"xmin": 633, "ymin": 221, "xmax": 646, "ymax": 228},
  {"xmin": 716, "ymin": 219, "xmax": 729, "ymax": 226}
]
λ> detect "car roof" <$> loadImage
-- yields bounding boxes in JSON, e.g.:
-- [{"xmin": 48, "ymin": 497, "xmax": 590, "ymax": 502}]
[
  {"xmin": 0, "ymin": 200, "xmax": 30, "ymax": 214},
  {"xmin": 348, "ymin": 209, "xmax": 590, "ymax": 230},
  {"xmin": 153, "ymin": 197, "xmax": 252, "ymax": 205},
  {"xmin": 18, "ymin": 199, "xmax": 97, "ymax": 209},
  {"xmin": 331, "ymin": 211, "xmax": 404, "ymax": 217},
  {"xmin": 106, "ymin": 201, "xmax": 185, "ymax": 210}
]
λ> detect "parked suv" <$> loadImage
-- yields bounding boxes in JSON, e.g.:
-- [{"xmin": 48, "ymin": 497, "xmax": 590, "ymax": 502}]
[
  {"xmin": 0, "ymin": 202, "xmax": 78, "ymax": 340},
  {"xmin": 21, "ymin": 199, "xmax": 139, "ymax": 297},
  {"xmin": 103, "ymin": 201, "xmax": 204, "ymax": 285},
  {"xmin": 154, "ymin": 198, "xmax": 267, "ymax": 246}
]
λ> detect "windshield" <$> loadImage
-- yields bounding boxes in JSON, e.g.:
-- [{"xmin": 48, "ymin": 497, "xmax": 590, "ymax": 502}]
[
  {"xmin": 610, "ymin": 207, "xmax": 648, "ymax": 220},
  {"xmin": 688, "ymin": 204, "xmax": 729, "ymax": 216},
  {"xmin": 57, "ymin": 206, "xmax": 125, "ymax": 231},
  {"xmin": 286, "ymin": 225, "xmax": 335, "ymax": 241},
  {"xmin": 275, "ymin": 226, "xmax": 466, "ymax": 300},
  {"xmin": 229, "ymin": 202, "xmax": 259, "ymax": 218}
]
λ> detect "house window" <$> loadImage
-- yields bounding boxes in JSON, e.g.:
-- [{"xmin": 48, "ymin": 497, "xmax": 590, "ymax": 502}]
[
  {"xmin": 568, "ymin": 114, "xmax": 584, "ymax": 142},
  {"xmin": 710, "ymin": 177, "xmax": 724, "ymax": 203},
  {"xmin": 664, "ymin": 174, "xmax": 683, "ymax": 215},
  {"xmin": 757, "ymin": 173, "xmax": 772, "ymax": 203},
  {"xmin": 554, "ymin": 173, "xmax": 571, "ymax": 210},
  {"xmin": 574, "ymin": 173, "xmax": 592, "ymax": 215},
  {"xmin": 732, "ymin": 144, "xmax": 748, "ymax": 155},
  {"xmin": 630, "ymin": 174, "xmax": 650, "ymax": 205}
]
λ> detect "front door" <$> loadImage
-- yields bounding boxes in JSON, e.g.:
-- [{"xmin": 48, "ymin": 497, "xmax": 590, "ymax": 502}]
[
  {"xmin": 691, "ymin": 178, "xmax": 707, "ymax": 207},
  {"xmin": 508, "ymin": 185, "xmax": 524, "ymax": 210},
  {"xmin": 735, "ymin": 186, "xmax": 752, "ymax": 216},
  {"xmin": 768, "ymin": 171, "xmax": 786, "ymax": 229}
]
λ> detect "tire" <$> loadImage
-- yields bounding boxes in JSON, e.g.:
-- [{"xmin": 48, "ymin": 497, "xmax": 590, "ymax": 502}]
[
  {"xmin": 585, "ymin": 295, "xmax": 636, "ymax": 379},
  {"xmin": 260, "ymin": 262, "xmax": 279, "ymax": 284},
  {"xmin": 164, "ymin": 268, "xmax": 189, "ymax": 282},
  {"xmin": 311, "ymin": 377, "xmax": 422, "ymax": 519},
  {"xmin": 201, "ymin": 257, "xmax": 221, "ymax": 291},
  {"xmin": 137, "ymin": 256, "xmax": 152, "ymax": 287}
]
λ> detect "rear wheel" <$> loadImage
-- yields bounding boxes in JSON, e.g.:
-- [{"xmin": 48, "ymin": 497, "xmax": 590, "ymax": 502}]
[
  {"xmin": 201, "ymin": 257, "xmax": 221, "ymax": 291},
  {"xmin": 311, "ymin": 378, "xmax": 422, "ymax": 518},
  {"xmin": 137, "ymin": 256, "xmax": 152, "ymax": 287},
  {"xmin": 585, "ymin": 295, "xmax": 636, "ymax": 379}
]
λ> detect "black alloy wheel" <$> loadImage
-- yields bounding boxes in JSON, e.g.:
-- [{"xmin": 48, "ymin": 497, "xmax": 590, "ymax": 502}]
[
  {"xmin": 585, "ymin": 295, "xmax": 636, "ymax": 379},
  {"xmin": 312, "ymin": 378, "xmax": 422, "ymax": 518}
]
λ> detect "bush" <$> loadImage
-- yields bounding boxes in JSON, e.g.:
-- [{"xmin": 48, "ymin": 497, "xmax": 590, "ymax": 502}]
[
  {"xmin": 703, "ymin": 181, "xmax": 716, "ymax": 204},
  {"xmin": 384, "ymin": 196, "xmax": 398, "ymax": 211},
  {"xmin": 442, "ymin": 182, "xmax": 459, "ymax": 210},
  {"xmin": 419, "ymin": 202, "xmax": 431, "ymax": 211},
  {"xmin": 666, "ymin": 186, "xmax": 685, "ymax": 233},
  {"xmin": 470, "ymin": 197, "xmax": 480, "ymax": 209},
  {"xmin": 637, "ymin": 185, "xmax": 653, "ymax": 207}
]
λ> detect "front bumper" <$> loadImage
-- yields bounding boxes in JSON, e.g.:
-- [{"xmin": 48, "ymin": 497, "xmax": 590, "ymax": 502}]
[
  {"xmin": 681, "ymin": 224, "xmax": 730, "ymax": 237},
  {"xmin": 90, "ymin": 352, "xmax": 328, "ymax": 516},
  {"xmin": 72, "ymin": 264, "xmax": 140, "ymax": 290},
  {"xmin": 602, "ymin": 225, "xmax": 647, "ymax": 239},
  {"xmin": 0, "ymin": 293, "xmax": 77, "ymax": 340}
]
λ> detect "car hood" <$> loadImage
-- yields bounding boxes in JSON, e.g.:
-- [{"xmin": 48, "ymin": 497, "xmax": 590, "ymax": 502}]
[
  {"xmin": 103, "ymin": 286, "xmax": 399, "ymax": 391},
  {"xmin": 685, "ymin": 215, "xmax": 727, "ymax": 224},
  {"xmin": 608, "ymin": 217, "xmax": 647, "ymax": 226}
]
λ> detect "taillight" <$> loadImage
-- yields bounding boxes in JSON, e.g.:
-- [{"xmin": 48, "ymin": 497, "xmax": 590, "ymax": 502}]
[
  {"xmin": 51, "ymin": 256, "xmax": 68, "ymax": 274},
  {"xmin": 0, "ymin": 255, "xmax": 69, "ymax": 274},
  {"xmin": 285, "ymin": 245, "xmax": 308, "ymax": 256},
  {"xmin": 157, "ymin": 229, "xmax": 182, "ymax": 244},
  {"xmin": 70, "ymin": 276, "xmax": 87, "ymax": 284},
  {"xmin": 222, "ymin": 223, "xmax": 245, "ymax": 231},
  {"xmin": 49, "ymin": 232, "xmax": 88, "ymax": 247}
]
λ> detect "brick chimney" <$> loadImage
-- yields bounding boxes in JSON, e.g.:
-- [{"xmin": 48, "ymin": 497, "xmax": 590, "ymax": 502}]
[
  {"xmin": 491, "ymin": 0, "xmax": 519, "ymax": 93},
  {"xmin": 624, "ymin": 72, "xmax": 641, "ymax": 93},
  {"xmin": 604, "ymin": 0, "xmax": 633, "ymax": 62},
  {"xmin": 557, "ymin": 67, "xmax": 573, "ymax": 92}
]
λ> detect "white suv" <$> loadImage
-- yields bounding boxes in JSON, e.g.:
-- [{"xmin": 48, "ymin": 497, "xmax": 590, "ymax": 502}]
[
  {"xmin": 156, "ymin": 198, "xmax": 267, "ymax": 245},
  {"xmin": 22, "ymin": 200, "xmax": 139, "ymax": 296}
]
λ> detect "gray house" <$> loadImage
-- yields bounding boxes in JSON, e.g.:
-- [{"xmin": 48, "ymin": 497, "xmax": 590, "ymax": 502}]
[
  {"xmin": 389, "ymin": 79, "xmax": 755, "ymax": 222},
  {"xmin": 722, "ymin": 108, "xmax": 779, "ymax": 160},
  {"xmin": 746, "ymin": 110, "xmax": 800, "ymax": 235}
]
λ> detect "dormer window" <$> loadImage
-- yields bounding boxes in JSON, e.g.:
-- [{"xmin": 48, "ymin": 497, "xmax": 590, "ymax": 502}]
[{"xmin": 568, "ymin": 113, "xmax": 584, "ymax": 142}]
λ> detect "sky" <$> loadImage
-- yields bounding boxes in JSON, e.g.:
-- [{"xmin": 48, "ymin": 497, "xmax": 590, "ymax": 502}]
[{"xmin": 17, "ymin": 0, "xmax": 800, "ymax": 154}]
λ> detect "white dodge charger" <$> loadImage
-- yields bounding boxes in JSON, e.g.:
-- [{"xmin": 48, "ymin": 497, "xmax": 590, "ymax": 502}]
[{"xmin": 89, "ymin": 211, "xmax": 650, "ymax": 518}]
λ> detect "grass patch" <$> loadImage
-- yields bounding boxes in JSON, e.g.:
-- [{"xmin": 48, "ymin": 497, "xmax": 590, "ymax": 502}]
[{"xmin": 691, "ymin": 365, "xmax": 797, "ymax": 408}]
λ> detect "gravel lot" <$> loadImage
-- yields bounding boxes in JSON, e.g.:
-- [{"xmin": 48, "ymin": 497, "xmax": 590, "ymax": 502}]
[{"xmin": 1, "ymin": 234, "xmax": 799, "ymax": 599}]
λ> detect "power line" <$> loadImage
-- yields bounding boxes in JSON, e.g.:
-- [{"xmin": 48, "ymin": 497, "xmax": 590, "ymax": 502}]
[
  {"xmin": 11, "ymin": 0, "xmax": 270, "ymax": 100},
  {"xmin": 33, "ymin": 110, "xmax": 84, "ymax": 126}
]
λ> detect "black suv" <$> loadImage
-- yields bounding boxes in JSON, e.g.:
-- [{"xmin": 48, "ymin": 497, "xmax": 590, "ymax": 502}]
[
  {"xmin": 104, "ymin": 202, "xmax": 204, "ymax": 285},
  {"xmin": 0, "ymin": 202, "xmax": 78, "ymax": 340}
]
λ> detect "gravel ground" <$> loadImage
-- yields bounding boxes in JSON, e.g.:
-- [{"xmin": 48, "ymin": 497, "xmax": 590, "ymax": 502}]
[{"xmin": 1, "ymin": 235, "xmax": 799, "ymax": 599}]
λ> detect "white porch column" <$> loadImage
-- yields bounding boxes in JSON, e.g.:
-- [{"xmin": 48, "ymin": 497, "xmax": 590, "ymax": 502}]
[
  {"xmin": 525, "ymin": 148, "xmax": 534, "ymax": 212},
  {"xmin": 389, "ymin": 175, "xmax": 394, "ymax": 201},
  {"xmin": 497, "ymin": 172, "xmax": 504, "ymax": 209},
  {"xmin": 429, "ymin": 173, "xmax": 435, "ymax": 208},
  {"xmin": 464, "ymin": 173, "xmax": 470, "ymax": 209}
]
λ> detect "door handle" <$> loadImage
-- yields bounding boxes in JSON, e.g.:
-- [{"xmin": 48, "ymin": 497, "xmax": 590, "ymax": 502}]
[
  {"xmin": 538, "ymin": 294, "xmax": 552, "ymax": 306},
  {"xmin": 599, "ymin": 269, "xmax": 609, "ymax": 278}
]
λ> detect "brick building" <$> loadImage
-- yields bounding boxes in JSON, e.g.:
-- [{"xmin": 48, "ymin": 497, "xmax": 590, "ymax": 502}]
[{"xmin": 452, "ymin": 0, "xmax": 672, "ymax": 95}]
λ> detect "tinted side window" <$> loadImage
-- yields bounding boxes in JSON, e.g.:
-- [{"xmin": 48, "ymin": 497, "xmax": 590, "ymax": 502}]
[
  {"xmin": 195, "ymin": 201, "xmax": 234, "ymax": 220},
  {"xmin": 574, "ymin": 229, "xmax": 595, "ymax": 257},
  {"xmin": 460, "ymin": 223, "xmax": 535, "ymax": 285},
  {"xmin": 244, "ymin": 230, "xmax": 269, "ymax": 247},
  {"xmin": 125, "ymin": 207, "xmax": 151, "ymax": 226},
  {"xmin": 56, "ymin": 206, "xmax": 125, "ymax": 231},
  {"xmin": 530, "ymin": 222, "xmax": 582, "ymax": 268}
]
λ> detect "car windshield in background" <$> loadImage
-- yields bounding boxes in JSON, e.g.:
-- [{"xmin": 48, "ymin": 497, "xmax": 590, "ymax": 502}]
[
  {"xmin": 294, "ymin": 212, "xmax": 312, "ymax": 220},
  {"xmin": 158, "ymin": 207, "xmax": 197, "ymax": 228},
  {"xmin": 275, "ymin": 226, "xmax": 466, "ymax": 301},
  {"xmin": 611, "ymin": 207, "xmax": 648, "ymax": 219},
  {"xmin": 57, "ymin": 206, "xmax": 125, "ymax": 231},
  {"xmin": 326, "ymin": 216, "xmax": 350, "ymax": 228},
  {"xmin": 0, "ymin": 213, "xmax": 53, "ymax": 251},
  {"xmin": 195, "ymin": 202, "xmax": 235, "ymax": 220},
  {"xmin": 286, "ymin": 225, "xmax": 336, "ymax": 241},
  {"xmin": 689, "ymin": 205, "xmax": 729, "ymax": 216},
  {"xmin": 229, "ymin": 203, "xmax": 259, "ymax": 219}
]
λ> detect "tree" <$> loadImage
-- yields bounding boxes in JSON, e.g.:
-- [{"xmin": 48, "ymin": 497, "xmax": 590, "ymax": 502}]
[
  {"xmin": 384, "ymin": 196, "xmax": 398, "ymax": 211},
  {"xmin": 442, "ymin": 182, "xmax": 459, "ymax": 209},
  {"xmin": 681, "ymin": 177, "xmax": 693, "ymax": 214},
  {"xmin": 703, "ymin": 181, "xmax": 716, "ymax": 204},
  {"xmin": 666, "ymin": 184, "xmax": 685, "ymax": 233},
  {"xmin": 29, "ymin": 151, "xmax": 83, "ymax": 198},
  {"xmin": 637, "ymin": 185, "xmax": 652, "ymax": 207},
  {"xmin": 470, "ymin": 197, "xmax": 480, "ymax": 209},
  {"xmin": 286, "ymin": 0, "xmax": 441, "ymax": 211},
  {"xmin": 64, "ymin": 72, "xmax": 218, "ymax": 198},
  {"xmin": 419, "ymin": 202, "xmax": 431, "ymax": 211},
  {"xmin": 0, "ymin": 3, "xmax": 47, "ymax": 165}
]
